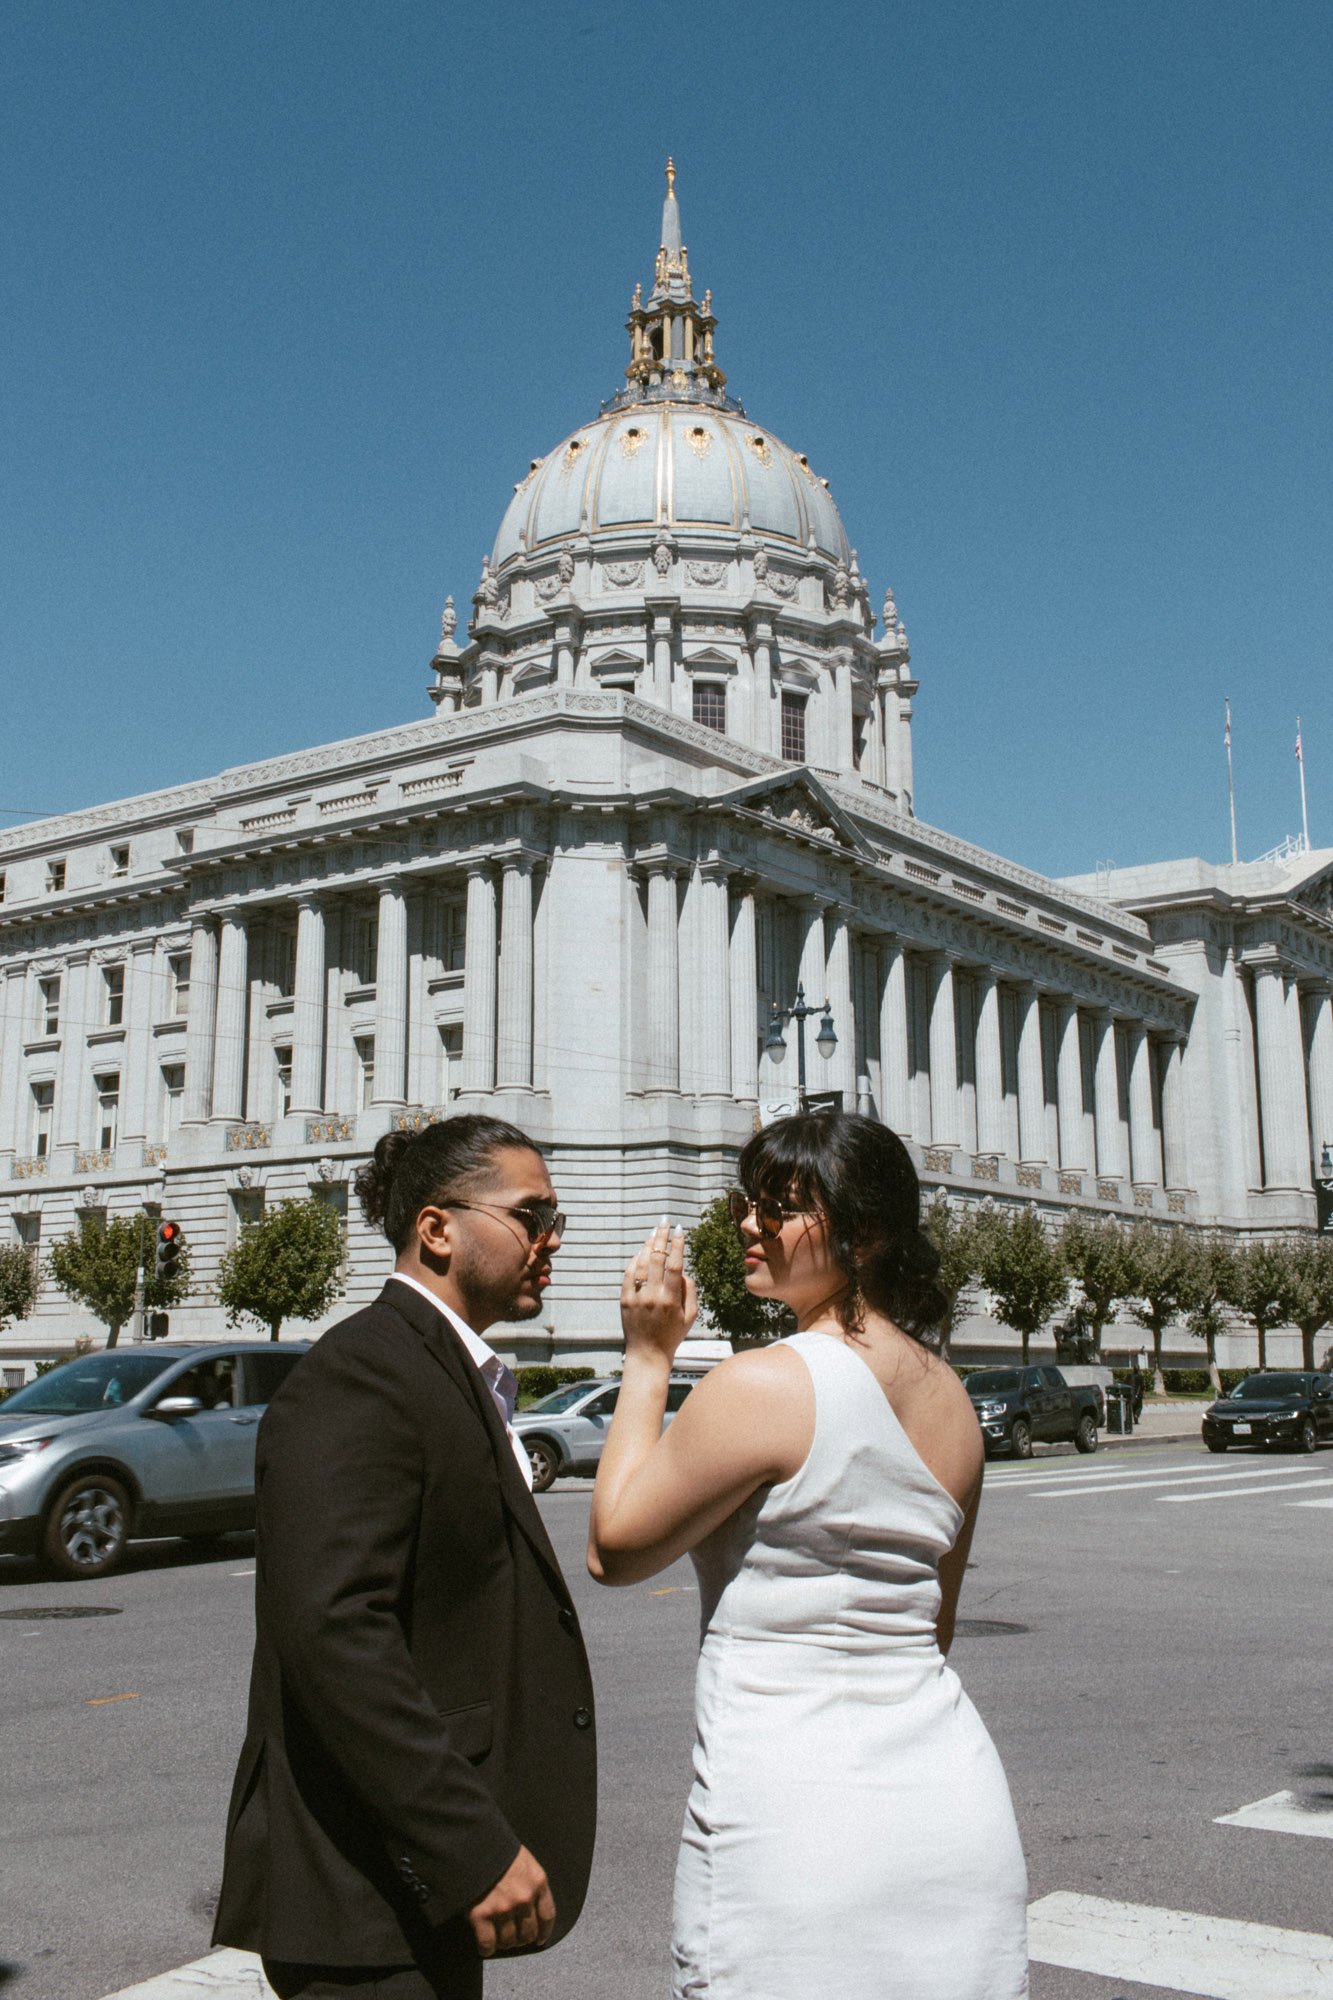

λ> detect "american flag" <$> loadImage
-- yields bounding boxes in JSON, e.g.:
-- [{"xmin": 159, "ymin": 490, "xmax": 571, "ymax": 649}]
[
  {"xmin": 1296, "ymin": 716, "xmax": 1304, "ymax": 764},
  {"xmin": 1224, "ymin": 700, "xmax": 1232, "ymax": 750}
]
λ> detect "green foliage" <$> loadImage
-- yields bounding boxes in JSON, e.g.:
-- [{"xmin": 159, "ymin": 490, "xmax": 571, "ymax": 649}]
[
  {"xmin": 217, "ymin": 1197, "xmax": 345, "ymax": 1340},
  {"xmin": 1279, "ymin": 1236, "xmax": 1333, "ymax": 1371},
  {"xmin": 974, "ymin": 1206, "xmax": 1068, "ymax": 1364},
  {"xmin": 1061, "ymin": 1213, "xmax": 1134, "ymax": 1354},
  {"xmin": 47, "ymin": 1212, "xmax": 191, "ymax": 1347},
  {"xmin": 922, "ymin": 1198, "xmax": 987, "ymax": 1356},
  {"xmin": 1221, "ymin": 1239, "xmax": 1297, "ymax": 1372},
  {"xmin": 686, "ymin": 1196, "xmax": 790, "ymax": 1348},
  {"xmin": 1121, "ymin": 1224, "xmax": 1195, "ymax": 1390},
  {"xmin": 515, "ymin": 1365, "xmax": 596, "ymax": 1407},
  {"xmin": 0, "ymin": 1244, "xmax": 39, "ymax": 1331},
  {"xmin": 1176, "ymin": 1234, "xmax": 1236, "ymax": 1386}
]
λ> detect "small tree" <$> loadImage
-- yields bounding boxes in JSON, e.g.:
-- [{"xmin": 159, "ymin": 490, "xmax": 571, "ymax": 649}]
[
  {"xmin": 686, "ymin": 1197, "xmax": 789, "ymax": 1349},
  {"xmin": 1178, "ymin": 1235, "xmax": 1235, "ymax": 1394},
  {"xmin": 1222, "ymin": 1239, "xmax": 1294, "ymax": 1373},
  {"xmin": 1060, "ymin": 1213, "xmax": 1133, "ymax": 1358},
  {"xmin": 0, "ymin": 1244, "xmax": 39, "ymax": 1331},
  {"xmin": 47, "ymin": 1212, "xmax": 191, "ymax": 1347},
  {"xmin": 1280, "ymin": 1236, "xmax": 1333, "ymax": 1372},
  {"xmin": 217, "ymin": 1197, "xmax": 345, "ymax": 1341},
  {"xmin": 922, "ymin": 1196, "xmax": 987, "ymax": 1359},
  {"xmin": 975, "ymin": 1205, "xmax": 1068, "ymax": 1366},
  {"xmin": 1122, "ymin": 1223, "xmax": 1194, "ymax": 1394}
]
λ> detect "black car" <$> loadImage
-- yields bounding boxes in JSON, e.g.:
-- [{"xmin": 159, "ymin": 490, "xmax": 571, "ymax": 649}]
[{"xmin": 1202, "ymin": 1371, "xmax": 1333, "ymax": 1455}]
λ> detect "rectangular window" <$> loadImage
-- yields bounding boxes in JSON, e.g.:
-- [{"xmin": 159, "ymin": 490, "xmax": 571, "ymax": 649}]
[
  {"xmin": 852, "ymin": 712, "xmax": 870, "ymax": 771},
  {"xmin": 95, "ymin": 1073, "xmax": 120, "ymax": 1152},
  {"xmin": 275, "ymin": 1045, "xmax": 293, "ymax": 1118},
  {"xmin": 781, "ymin": 692, "xmax": 807, "ymax": 762},
  {"xmin": 349, "ymin": 915, "xmax": 378, "ymax": 987},
  {"xmin": 355, "ymin": 1035, "xmax": 375, "ymax": 1109},
  {"xmin": 104, "ymin": 964, "xmax": 125, "ymax": 1026},
  {"xmin": 39, "ymin": 975, "xmax": 61, "ymax": 1037},
  {"xmin": 168, "ymin": 953, "xmax": 191, "ymax": 1018},
  {"xmin": 692, "ymin": 681, "xmax": 726, "ymax": 733},
  {"xmin": 32, "ymin": 1081, "xmax": 54, "ymax": 1158},
  {"xmin": 110, "ymin": 844, "xmax": 130, "ymax": 878},
  {"xmin": 440, "ymin": 1022, "xmax": 463, "ymax": 1100},
  {"xmin": 272, "ymin": 931, "xmax": 297, "ymax": 999},
  {"xmin": 230, "ymin": 1187, "xmax": 264, "ymax": 1239},
  {"xmin": 47, "ymin": 859, "xmax": 66, "ymax": 893},
  {"xmin": 0, "ymin": 872, "xmax": 6, "ymax": 903},
  {"xmin": 442, "ymin": 902, "xmax": 466, "ymax": 973},
  {"xmin": 161, "ymin": 1063, "xmax": 185, "ymax": 1141},
  {"xmin": 3, "ymin": 1366, "xmax": 24, "ymax": 1391},
  {"xmin": 14, "ymin": 1212, "xmax": 41, "ymax": 1251}
]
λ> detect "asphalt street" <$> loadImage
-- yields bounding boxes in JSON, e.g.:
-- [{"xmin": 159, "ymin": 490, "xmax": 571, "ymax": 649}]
[{"xmin": 2, "ymin": 1439, "xmax": 1330, "ymax": 2000}]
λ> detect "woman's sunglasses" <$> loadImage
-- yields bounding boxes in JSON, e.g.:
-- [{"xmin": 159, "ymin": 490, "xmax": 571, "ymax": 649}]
[{"xmin": 726, "ymin": 1189, "xmax": 812, "ymax": 1239}]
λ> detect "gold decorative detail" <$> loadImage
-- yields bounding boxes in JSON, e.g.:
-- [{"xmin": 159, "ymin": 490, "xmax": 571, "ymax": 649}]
[
  {"xmin": 11, "ymin": 1156, "xmax": 49, "ymax": 1180},
  {"xmin": 686, "ymin": 425, "xmax": 712, "ymax": 460},
  {"xmin": 306, "ymin": 1117, "xmax": 353, "ymax": 1144},
  {"xmin": 1167, "ymin": 1191, "xmax": 1187, "ymax": 1214},
  {"xmin": 621, "ymin": 426, "xmax": 648, "ymax": 460},
  {"xmin": 972, "ymin": 1156, "xmax": 999, "ymax": 1182},
  {"xmin": 923, "ymin": 1147, "xmax": 954, "ymax": 1173},
  {"xmin": 562, "ymin": 437, "xmax": 588, "ymax": 472},
  {"xmin": 76, "ymin": 1151, "xmax": 113, "ymax": 1174},
  {"xmin": 1016, "ymin": 1164, "xmax": 1043, "ymax": 1189},
  {"xmin": 665, "ymin": 156, "xmax": 675, "ymax": 195},
  {"xmin": 671, "ymin": 368, "xmax": 688, "ymax": 390},
  {"xmin": 794, "ymin": 452, "xmax": 819, "ymax": 485},
  {"xmin": 1096, "ymin": 1178, "xmax": 1120, "ymax": 1201},
  {"xmin": 747, "ymin": 433, "xmax": 772, "ymax": 467},
  {"xmin": 142, "ymin": 1143, "xmax": 168, "ymax": 1167},
  {"xmin": 1133, "ymin": 1184, "xmax": 1156, "ymax": 1208},
  {"xmin": 226, "ymin": 1123, "xmax": 272, "ymax": 1152},
  {"xmin": 1057, "ymin": 1172, "xmax": 1083, "ymax": 1195}
]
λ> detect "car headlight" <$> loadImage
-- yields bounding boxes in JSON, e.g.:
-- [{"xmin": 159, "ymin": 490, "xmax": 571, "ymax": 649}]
[
  {"xmin": 976, "ymin": 1402, "xmax": 1006, "ymax": 1420},
  {"xmin": 0, "ymin": 1436, "xmax": 55, "ymax": 1467}
]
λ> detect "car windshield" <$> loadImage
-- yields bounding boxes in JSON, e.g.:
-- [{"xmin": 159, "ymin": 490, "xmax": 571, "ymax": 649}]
[
  {"xmin": 525, "ymin": 1383, "xmax": 608, "ymax": 1415},
  {"xmin": 1, "ymin": 1351, "xmax": 177, "ymax": 1415},
  {"xmin": 1230, "ymin": 1374, "xmax": 1306, "ymax": 1400},
  {"xmin": 966, "ymin": 1371, "xmax": 1020, "ymax": 1395}
]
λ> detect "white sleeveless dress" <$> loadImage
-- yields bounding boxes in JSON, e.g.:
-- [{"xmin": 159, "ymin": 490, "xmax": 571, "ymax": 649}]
[{"xmin": 671, "ymin": 1330, "xmax": 1029, "ymax": 1999}]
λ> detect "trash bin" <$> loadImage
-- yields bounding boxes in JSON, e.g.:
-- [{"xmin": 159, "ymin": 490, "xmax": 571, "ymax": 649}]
[{"xmin": 1105, "ymin": 1385, "xmax": 1133, "ymax": 1435}]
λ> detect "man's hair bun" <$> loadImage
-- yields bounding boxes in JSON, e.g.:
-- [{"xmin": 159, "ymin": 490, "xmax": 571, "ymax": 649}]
[{"xmin": 352, "ymin": 1115, "xmax": 539, "ymax": 1252}]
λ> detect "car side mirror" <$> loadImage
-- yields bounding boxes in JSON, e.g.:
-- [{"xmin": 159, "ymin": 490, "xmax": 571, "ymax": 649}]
[{"xmin": 149, "ymin": 1395, "xmax": 204, "ymax": 1418}]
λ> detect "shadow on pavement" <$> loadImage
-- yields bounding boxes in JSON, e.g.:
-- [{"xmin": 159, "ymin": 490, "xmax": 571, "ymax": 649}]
[{"xmin": 0, "ymin": 1529, "xmax": 255, "ymax": 1589}]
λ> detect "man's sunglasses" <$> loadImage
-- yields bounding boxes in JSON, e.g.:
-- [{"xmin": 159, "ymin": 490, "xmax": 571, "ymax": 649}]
[
  {"xmin": 726, "ymin": 1189, "xmax": 811, "ymax": 1239},
  {"xmin": 447, "ymin": 1199, "xmax": 566, "ymax": 1244}
]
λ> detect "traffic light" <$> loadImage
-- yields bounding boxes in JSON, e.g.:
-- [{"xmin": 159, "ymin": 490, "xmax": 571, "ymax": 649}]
[
  {"xmin": 155, "ymin": 1220, "xmax": 184, "ymax": 1282},
  {"xmin": 147, "ymin": 1311, "xmax": 170, "ymax": 1340}
]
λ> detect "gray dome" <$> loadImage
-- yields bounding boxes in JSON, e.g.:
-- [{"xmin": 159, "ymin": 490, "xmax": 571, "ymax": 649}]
[{"xmin": 491, "ymin": 406, "xmax": 851, "ymax": 570}]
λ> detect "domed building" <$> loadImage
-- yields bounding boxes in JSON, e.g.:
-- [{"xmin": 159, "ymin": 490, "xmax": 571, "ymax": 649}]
[{"xmin": 0, "ymin": 167, "xmax": 1329, "ymax": 1375}]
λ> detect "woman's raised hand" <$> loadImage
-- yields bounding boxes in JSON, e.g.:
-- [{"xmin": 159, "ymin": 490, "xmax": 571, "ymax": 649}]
[{"xmin": 620, "ymin": 1219, "xmax": 698, "ymax": 1364}]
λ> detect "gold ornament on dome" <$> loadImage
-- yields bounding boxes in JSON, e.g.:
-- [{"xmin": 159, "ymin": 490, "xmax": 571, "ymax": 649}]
[
  {"xmin": 671, "ymin": 368, "xmax": 688, "ymax": 389},
  {"xmin": 686, "ymin": 425, "xmax": 713, "ymax": 460},
  {"xmin": 562, "ymin": 437, "xmax": 589, "ymax": 471},
  {"xmin": 621, "ymin": 425, "xmax": 649, "ymax": 459},
  {"xmin": 794, "ymin": 452, "xmax": 819, "ymax": 485},
  {"xmin": 747, "ymin": 433, "xmax": 772, "ymax": 467}
]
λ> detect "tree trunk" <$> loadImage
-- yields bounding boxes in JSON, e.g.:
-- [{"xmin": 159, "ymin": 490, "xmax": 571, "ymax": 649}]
[
  {"xmin": 106, "ymin": 1322, "xmax": 121, "ymax": 1350},
  {"xmin": 1206, "ymin": 1330, "xmax": 1221, "ymax": 1395},
  {"xmin": 1020, "ymin": 1328, "xmax": 1031, "ymax": 1365},
  {"xmin": 1255, "ymin": 1321, "xmax": 1268, "ymax": 1370},
  {"xmin": 269, "ymin": 1320, "xmax": 282, "ymax": 1341},
  {"xmin": 1152, "ymin": 1322, "xmax": 1166, "ymax": 1396},
  {"xmin": 1299, "ymin": 1324, "xmax": 1317, "ymax": 1371}
]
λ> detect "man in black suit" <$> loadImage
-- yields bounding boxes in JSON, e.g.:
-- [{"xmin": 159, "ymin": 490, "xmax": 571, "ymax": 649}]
[{"xmin": 214, "ymin": 1115, "xmax": 596, "ymax": 1999}]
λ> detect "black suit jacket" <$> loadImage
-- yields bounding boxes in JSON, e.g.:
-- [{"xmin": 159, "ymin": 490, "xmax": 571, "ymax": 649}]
[{"xmin": 213, "ymin": 1278, "xmax": 597, "ymax": 1967}]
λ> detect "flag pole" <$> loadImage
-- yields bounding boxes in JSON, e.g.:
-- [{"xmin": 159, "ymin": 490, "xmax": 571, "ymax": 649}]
[
  {"xmin": 1296, "ymin": 715, "xmax": 1310, "ymax": 852},
  {"xmin": 1224, "ymin": 698, "xmax": 1238, "ymax": 864}
]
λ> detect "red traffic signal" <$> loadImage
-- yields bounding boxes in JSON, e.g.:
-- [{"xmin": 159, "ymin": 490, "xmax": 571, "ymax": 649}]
[{"xmin": 155, "ymin": 1220, "xmax": 184, "ymax": 1282}]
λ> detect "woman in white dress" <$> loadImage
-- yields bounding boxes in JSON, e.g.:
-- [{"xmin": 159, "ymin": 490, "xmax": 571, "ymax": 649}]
[{"xmin": 588, "ymin": 1112, "xmax": 1028, "ymax": 2000}]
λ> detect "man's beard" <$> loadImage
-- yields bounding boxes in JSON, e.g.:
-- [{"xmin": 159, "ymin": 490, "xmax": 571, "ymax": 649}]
[{"xmin": 453, "ymin": 1237, "xmax": 547, "ymax": 1327}]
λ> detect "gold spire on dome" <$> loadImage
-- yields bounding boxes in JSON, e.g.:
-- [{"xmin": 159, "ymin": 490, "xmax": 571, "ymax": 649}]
[
  {"xmin": 621, "ymin": 159, "xmax": 727, "ymax": 404},
  {"xmin": 665, "ymin": 155, "xmax": 676, "ymax": 195}
]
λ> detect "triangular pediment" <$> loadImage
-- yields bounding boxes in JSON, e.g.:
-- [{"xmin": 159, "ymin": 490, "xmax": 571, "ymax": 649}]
[
  {"xmin": 589, "ymin": 647, "xmax": 642, "ymax": 672},
  {"xmin": 714, "ymin": 769, "xmax": 874, "ymax": 855},
  {"xmin": 1291, "ymin": 855, "xmax": 1333, "ymax": 918}
]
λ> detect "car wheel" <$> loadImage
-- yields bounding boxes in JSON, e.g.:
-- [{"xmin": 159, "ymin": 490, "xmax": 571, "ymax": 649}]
[
  {"xmin": 1074, "ymin": 1412, "xmax": 1098, "ymax": 1455},
  {"xmin": 1009, "ymin": 1418, "xmax": 1033, "ymax": 1460},
  {"xmin": 1205, "ymin": 1437, "xmax": 1228, "ymax": 1453},
  {"xmin": 1294, "ymin": 1417, "xmax": 1317, "ymax": 1455},
  {"xmin": 42, "ymin": 1473, "xmax": 132, "ymax": 1580},
  {"xmin": 524, "ymin": 1438, "xmax": 560, "ymax": 1493}
]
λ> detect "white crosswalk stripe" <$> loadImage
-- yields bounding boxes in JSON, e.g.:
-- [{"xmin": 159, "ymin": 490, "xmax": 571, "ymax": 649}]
[
  {"xmin": 1026, "ymin": 1891, "xmax": 1333, "ymax": 1997},
  {"xmin": 1161, "ymin": 1475, "xmax": 1333, "ymax": 1504},
  {"xmin": 1216, "ymin": 1789, "xmax": 1333, "ymax": 1841},
  {"xmin": 985, "ymin": 1457, "xmax": 1332, "ymax": 1505}
]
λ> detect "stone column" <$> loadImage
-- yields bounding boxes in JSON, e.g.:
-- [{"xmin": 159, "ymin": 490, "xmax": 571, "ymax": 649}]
[
  {"xmin": 53, "ymin": 954, "xmax": 89, "ymax": 1149},
  {"xmin": 1306, "ymin": 983, "xmax": 1333, "ymax": 1176},
  {"xmin": 646, "ymin": 864, "xmax": 680, "ymax": 1091},
  {"xmin": 824, "ymin": 909, "xmax": 856, "ymax": 1105},
  {"xmin": 693, "ymin": 866, "xmax": 732, "ymax": 1096},
  {"xmin": 496, "ymin": 858, "xmax": 535, "ymax": 1091},
  {"xmin": 925, "ymin": 955, "xmax": 959, "ymax": 1146},
  {"xmin": 648, "ymin": 606, "xmax": 674, "ymax": 708},
  {"xmin": 1015, "ymin": 982, "xmax": 1047, "ymax": 1164},
  {"xmin": 974, "ymin": 969, "xmax": 1006, "ymax": 1155},
  {"xmin": 0, "ymin": 968, "xmax": 24, "ymax": 1158},
  {"xmin": 181, "ymin": 922, "xmax": 218, "ymax": 1125},
  {"xmin": 461, "ymin": 864, "xmax": 498, "ymax": 1093},
  {"xmin": 1127, "ymin": 1021, "xmax": 1160, "ymax": 1185},
  {"xmin": 1253, "ymin": 964, "xmax": 1297, "ymax": 1188},
  {"xmin": 729, "ymin": 884, "xmax": 759, "ymax": 1101},
  {"xmin": 1284, "ymin": 974, "xmax": 1313, "ymax": 1190},
  {"xmin": 210, "ymin": 914, "xmax": 250, "ymax": 1124},
  {"xmin": 121, "ymin": 941, "xmax": 157, "ymax": 1144},
  {"xmin": 879, "ymin": 942, "xmax": 912, "ymax": 1136},
  {"xmin": 289, "ymin": 897, "xmax": 327, "ymax": 1117},
  {"xmin": 832, "ymin": 649, "xmax": 855, "ymax": 774},
  {"xmin": 372, "ymin": 880, "xmax": 409, "ymax": 1107},
  {"xmin": 1055, "ymin": 999, "xmax": 1086, "ymax": 1170},
  {"xmin": 1092, "ymin": 1009, "xmax": 1126, "ymax": 1178},
  {"xmin": 1161, "ymin": 1037, "xmax": 1190, "ymax": 1189}
]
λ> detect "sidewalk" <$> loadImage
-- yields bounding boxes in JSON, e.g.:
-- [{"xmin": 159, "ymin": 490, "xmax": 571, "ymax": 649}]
[{"xmin": 1102, "ymin": 1400, "xmax": 1203, "ymax": 1451}]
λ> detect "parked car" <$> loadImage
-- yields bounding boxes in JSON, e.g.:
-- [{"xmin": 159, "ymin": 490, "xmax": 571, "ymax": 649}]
[
  {"xmin": 1202, "ymin": 1372, "xmax": 1333, "ymax": 1455},
  {"xmin": 965, "ymin": 1364, "xmax": 1103, "ymax": 1459},
  {"xmin": 0, "ymin": 1342, "xmax": 308, "ymax": 1579},
  {"xmin": 514, "ymin": 1375, "xmax": 695, "ymax": 1491}
]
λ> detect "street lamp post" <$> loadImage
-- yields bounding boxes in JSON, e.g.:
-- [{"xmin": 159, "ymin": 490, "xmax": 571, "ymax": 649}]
[
  {"xmin": 1317, "ymin": 1139, "xmax": 1333, "ymax": 1235},
  {"xmin": 763, "ymin": 982, "xmax": 839, "ymax": 1109}
]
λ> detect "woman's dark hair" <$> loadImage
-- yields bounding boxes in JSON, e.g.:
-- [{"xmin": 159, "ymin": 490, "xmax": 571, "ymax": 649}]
[
  {"xmin": 736, "ymin": 1111, "xmax": 947, "ymax": 1346},
  {"xmin": 354, "ymin": 1114, "xmax": 539, "ymax": 1253}
]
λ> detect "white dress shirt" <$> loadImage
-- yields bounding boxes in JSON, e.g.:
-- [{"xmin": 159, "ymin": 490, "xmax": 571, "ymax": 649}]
[{"xmin": 390, "ymin": 1271, "xmax": 534, "ymax": 1490}]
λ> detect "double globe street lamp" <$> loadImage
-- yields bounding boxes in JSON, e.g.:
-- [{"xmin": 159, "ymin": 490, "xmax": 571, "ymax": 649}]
[{"xmin": 763, "ymin": 983, "xmax": 839, "ymax": 1110}]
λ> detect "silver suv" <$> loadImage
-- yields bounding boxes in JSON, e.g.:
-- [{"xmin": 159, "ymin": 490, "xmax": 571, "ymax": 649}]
[
  {"xmin": 513, "ymin": 1376, "xmax": 695, "ymax": 1492},
  {"xmin": 0, "ymin": 1342, "xmax": 308, "ymax": 1580}
]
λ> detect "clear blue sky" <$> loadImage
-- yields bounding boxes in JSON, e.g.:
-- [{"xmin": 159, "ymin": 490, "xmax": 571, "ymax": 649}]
[{"xmin": 4, "ymin": 0, "xmax": 1330, "ymax": 877}]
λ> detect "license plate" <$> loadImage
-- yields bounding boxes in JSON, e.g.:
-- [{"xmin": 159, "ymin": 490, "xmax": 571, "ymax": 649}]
[{"xmin": 1233, "ymin": 1423, "xmax": 1252, "ymax": 1435}]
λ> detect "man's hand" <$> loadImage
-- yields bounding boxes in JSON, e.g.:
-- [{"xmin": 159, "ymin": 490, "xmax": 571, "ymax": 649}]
[{"xmin": 468, "ymin": 1845, "xmax": 555, "ymax": 1957}]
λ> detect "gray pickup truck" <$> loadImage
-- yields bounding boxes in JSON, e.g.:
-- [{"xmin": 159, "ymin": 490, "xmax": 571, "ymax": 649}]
[{"xmin": 965, "ymin": 1364, "xmax": 1102, "ymax": 1459}]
